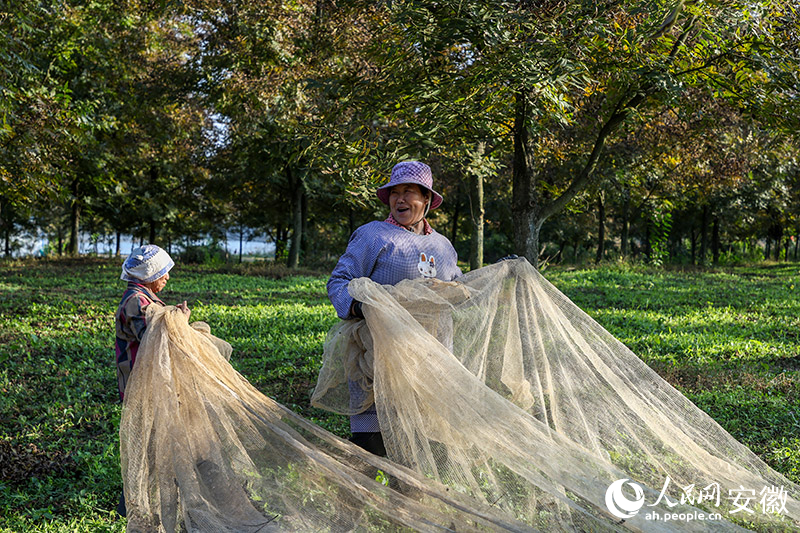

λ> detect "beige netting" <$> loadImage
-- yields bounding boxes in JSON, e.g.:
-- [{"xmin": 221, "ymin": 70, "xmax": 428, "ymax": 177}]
[
  {"xmin": 121, "ymin": 303, "xmax": 536, "ymax": 532},
  {"xmin": 122, "ymin": 258, "xmax": 800, "ymax": 532}
]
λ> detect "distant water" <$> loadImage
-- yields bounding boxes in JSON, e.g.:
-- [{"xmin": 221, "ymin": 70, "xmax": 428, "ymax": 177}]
[{"xmin": 18, "ymin": 231, "xmax": 277, "ymax": 259}]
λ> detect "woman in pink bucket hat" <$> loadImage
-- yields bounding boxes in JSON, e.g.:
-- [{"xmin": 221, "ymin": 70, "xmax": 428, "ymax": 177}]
[{"xmin": 325, "ymin": 160, "xmax": 462, "ymax": 456}]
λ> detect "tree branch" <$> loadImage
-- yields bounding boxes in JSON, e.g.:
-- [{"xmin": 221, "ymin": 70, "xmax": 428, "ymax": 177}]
[{"xmin": 539, "ymin": 90, "xmax": 647, "ymax": 221}]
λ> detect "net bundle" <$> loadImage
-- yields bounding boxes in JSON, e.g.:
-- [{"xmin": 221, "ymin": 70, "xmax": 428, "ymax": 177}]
[
  {"xmin": 122, "ymin": 258, "xmax": 800, "ymax": 532},
  {"xmin": 121, "ymin": 304, "xmax": 535, "ymax": 532}
]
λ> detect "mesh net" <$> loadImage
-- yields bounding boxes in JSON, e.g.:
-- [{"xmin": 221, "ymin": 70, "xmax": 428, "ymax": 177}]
[
  {"xmin": 122, "ymin": 258, "xmax": 800, "ymax": 532},
  {"xmin": 121, "ymin": 304, "xmax": 535, "ymax": 532}
]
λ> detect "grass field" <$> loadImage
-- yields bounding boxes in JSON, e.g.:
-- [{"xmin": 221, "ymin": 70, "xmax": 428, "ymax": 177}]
[{"xmin": 0, "ymin": 258, "xmax": 798, "ymax": 532}]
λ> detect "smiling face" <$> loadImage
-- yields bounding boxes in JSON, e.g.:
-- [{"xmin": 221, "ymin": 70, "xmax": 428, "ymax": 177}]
[
  {"xmin": 389, "ymin": 183, "xmax": 430, "ymax": 232},
  {"xmin": 145, "ymin": 272, "xmax": 170, "ymax": 293}
]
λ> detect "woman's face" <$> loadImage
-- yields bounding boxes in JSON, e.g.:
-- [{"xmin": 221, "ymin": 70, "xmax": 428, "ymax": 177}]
[
  {"xmin": 147, "ymin": 272, "xmax": 169, "ymax": 293},
  {"xmin": 389, "ymin": 184, "xmax": 429, "ymax": 229}
]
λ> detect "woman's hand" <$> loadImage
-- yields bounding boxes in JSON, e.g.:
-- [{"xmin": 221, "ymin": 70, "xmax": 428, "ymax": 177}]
[
  {"xmin": 349, "ymin": 300, "xmax": 364, "ymax": 319},
  {"xmin": 176, "ymin": 301, "xmax": 191, "ymax": 319}
]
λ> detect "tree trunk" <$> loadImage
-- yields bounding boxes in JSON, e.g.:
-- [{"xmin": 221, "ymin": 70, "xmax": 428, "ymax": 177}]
[
  {"xmin": 644, "ymin": 219, "xmax": 652, "ymax": 261},
  {"xmin": 511, "ymin": 90, "xmax": 541, "ymax": 266},
  {"xmin": 699, "ymin": 204, "xmax": 709, "ymax": 265},
  {"xmin": 301, "ymin": 191, "xmax": 309, "ymax": 257},
  {"xmin": 620, "ymin": 194, "xmax": 630, "ymax": 259},
  {"xmin": 0, "ymin": 201, "xmax": 6, "ymax": 258},
  {"xmin": 764, "ymin": 237, "xmax": 771, "ymax": 261},
  {"xmin": 596, "ymin": 193, "xmax": 605, "ymax": 263},
  {"xmin": 794, "ymin": 235, "xmax": 799, "ymax": 260},
  {"xmin": 239, "ymin": 225, "xmax": 244, "ymax": 263},
  {"xmin": 115, "ymin": 232, "xmax": 121, "ymax": 256},
  {"xmin": 68, "ymin": 181, "xmax": 81, "ymax": 256},
  {"xmin": 450, "ymin": 197, "xmax": 460, "ymax": 246},
  {"xmin": 557, "ymin": 241, "xmax": 566, "ymax": 263},
  {"xmin": 468, "ymin": 166, "xmax": 485, "ymax": 271},
  {"xmin": 712, "ymin": 215, "xmax": 720, "ymax": 265},
  {"xmin": 287, "ymin": 167, "xmax": 303, "ymax": 269},
  {"xmin": 783, "ymin": 237, "xmax": 790, "ymax": 262}
]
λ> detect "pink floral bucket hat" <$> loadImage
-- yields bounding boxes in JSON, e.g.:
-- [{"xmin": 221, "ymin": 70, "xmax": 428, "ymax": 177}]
[{"xmin": 376, "ymin": 161, "xmax": 443, "ymax": 210}]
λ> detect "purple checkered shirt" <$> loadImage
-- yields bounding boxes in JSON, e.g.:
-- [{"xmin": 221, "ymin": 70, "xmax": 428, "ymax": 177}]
[{"xmin": 327, "ymin": 220, "xmax": 461, "ymax": 432}]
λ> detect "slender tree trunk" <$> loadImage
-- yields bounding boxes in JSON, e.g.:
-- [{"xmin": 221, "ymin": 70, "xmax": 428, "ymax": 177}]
[
  {"xmin": 0, "ymin": 201, "xmax": 6, "ymax": 258},
  {"xmin": 690, "ymin": 226, "xmax": 697, "ymax": 265},
  {"xmin": 783, "ymin": 237, "xmax": 790, "ymax": 262},
  {"xmin": 765, "ymin": 237, "xmax": 771, "ymax": 260},
  {"xmin": 556, "ymin": 241, "xmax": 566, "ymax": 263},
  {"xmin": 620, "ymin": 194, "xmax": 630, "ymax": 259},
  {"xmin": 450, "ymin": 197, "xmax": 460, "ymax": 246},
  {"xmin": 115, "ymin": 232, "xmax": 121, "ymax": 256},
  {"xmin": 287, "ymin": 167, "xmax": 303, "ymax": 269},
  {"xmin": 669, "ymin": 231, "xmax": 679, "ymax": 261},
  {"xmin": 239, "ymin": 225, "xmax": 244, "ymax": 263},
  {"xmin": 0, "ymin": 200, "xmax": 4, "ymax": 258},
  {"xmin": 596, "ymin": 193, "xmax": 605, "ymax": 263},
  {"xmin": 301, "ymin": 192, "xmax": 309, "ymax": 257},
  {"xmin": 68, "ymin": 183, "xmax": 81, "ymax": 255},
  {"xmin": 699, "ymin": 204, "xmax": 709, "ymax": 265},
  {"xmin": 644, "ymin": 220, "xmax": 652, "ymax": 261},
  {"xmin": 468, "ymin": 166, "xmax": 485, "ymax": 271},
  {"xmin": 712, "ymin": 215, "xmax": 720, "ymax": 265},
  {"xmin": 794, "ymin": 235, "xmax": 799, "ymax": 260}
]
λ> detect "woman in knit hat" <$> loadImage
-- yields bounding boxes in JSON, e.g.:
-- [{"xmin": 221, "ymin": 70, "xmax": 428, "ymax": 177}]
[
  {"xmin": 326, "ymin": 161, "xmax": 461, "ymax": 456},
  {"xmin": 114, "ymin": 244, "xmax": 190, "ymax": 517},
  {"xmin": 115, "ymin": 244, "xmax": 190, "ymax": 401}
]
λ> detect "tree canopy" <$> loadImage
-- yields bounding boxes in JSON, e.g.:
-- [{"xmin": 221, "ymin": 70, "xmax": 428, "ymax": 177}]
[{"xmin": 1, "ymin": 0, "xmax": 798, "ymax": 266}]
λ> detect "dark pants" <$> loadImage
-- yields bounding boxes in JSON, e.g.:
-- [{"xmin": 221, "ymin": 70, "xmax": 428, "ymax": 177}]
[
  {"xmin": 349, "ymin": 432, "xmax": 386, "ymax": 456},
  {"xmin": 116, "ymin": 491, "xmax": 126, "ymax": 517}
]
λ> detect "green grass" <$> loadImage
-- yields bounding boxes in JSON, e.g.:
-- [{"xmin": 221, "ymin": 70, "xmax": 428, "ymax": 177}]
[
  {"xmin": 0, "ymin": 258, "xmax": 797, "ymax": 531},
  {"xmin": 549, "ymin": 263, "xmax": 800, "ymax": 483}
]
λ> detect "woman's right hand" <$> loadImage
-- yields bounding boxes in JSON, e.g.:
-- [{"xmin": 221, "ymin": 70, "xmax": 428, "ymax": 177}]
[{"xmin": 177, "ymin": 301, "xmax": 191, "ymax": 319}]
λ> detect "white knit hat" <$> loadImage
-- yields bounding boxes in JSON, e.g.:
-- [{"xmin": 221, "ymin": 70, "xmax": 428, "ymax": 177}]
[{"xmin": 120, "ymin": 245, "xmax": 174, "ymax": 283}]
